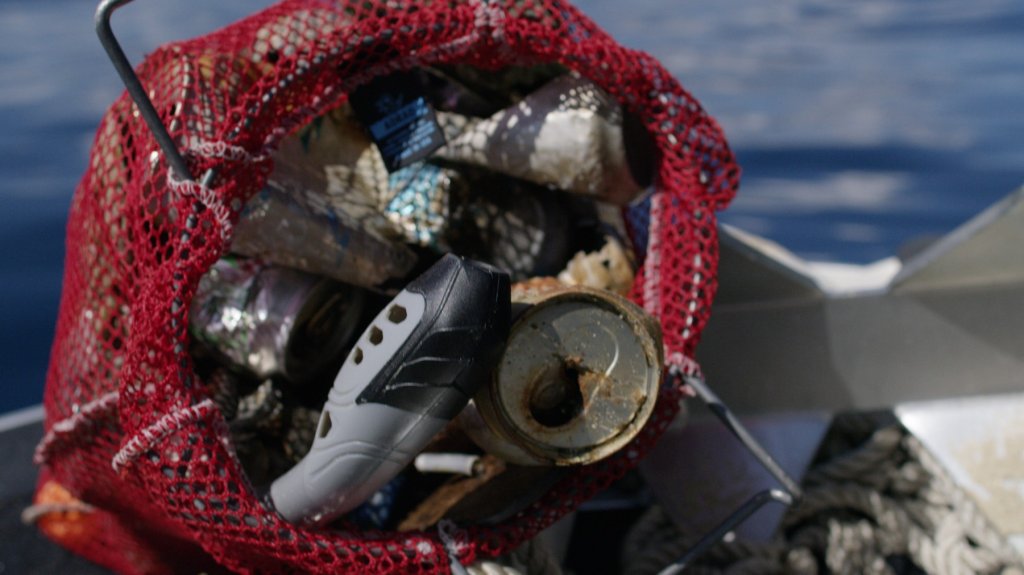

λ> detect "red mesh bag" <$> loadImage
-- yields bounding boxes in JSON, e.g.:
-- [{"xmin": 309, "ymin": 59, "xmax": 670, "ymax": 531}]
[{"xmin": 35, "ymin": 0, "xmax": 739, "ymax": 572}]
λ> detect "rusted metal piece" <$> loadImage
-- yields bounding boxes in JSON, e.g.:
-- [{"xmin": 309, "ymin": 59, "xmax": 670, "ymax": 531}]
[
  {"xmin": 445, "ymin": 465, "xmax": 568, "ymax": 525},
  {"xmin": 397, "ymin": 455, "xmax": 507, "ymax": 532},
  {"xmin": 460, "ymin": 282, "xmax": 663, "ymax": 466}
]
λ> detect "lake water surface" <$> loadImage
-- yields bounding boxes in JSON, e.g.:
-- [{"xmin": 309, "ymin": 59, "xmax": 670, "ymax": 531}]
[{"xmin": 1, "ymin": 0, "xmax": 1022, "ymax": 413}]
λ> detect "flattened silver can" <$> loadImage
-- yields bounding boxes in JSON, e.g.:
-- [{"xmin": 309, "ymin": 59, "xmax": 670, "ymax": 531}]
[
  {"xmin": 436, "ymin": 73, "xmax": 655, "ymax": 206},
  {"xmin": 459, "ymin": 280, "xmax": 664, "ymax": 465},
  {"xmin": 231, "ymin": 182, "xmax": 417, "ymax": 289},
  {"xmin": 190, "ymin": 258, "xmax": 365, "ymax": 384},
  {"xmin": 231, "ymin": 105, "xmax": 417, "ymax": 289}
]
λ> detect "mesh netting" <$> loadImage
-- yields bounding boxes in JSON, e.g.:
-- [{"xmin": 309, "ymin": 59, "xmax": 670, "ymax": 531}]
[{"xmin": 35, "ymin": 1, "xmax": 739, "ymax": 573}]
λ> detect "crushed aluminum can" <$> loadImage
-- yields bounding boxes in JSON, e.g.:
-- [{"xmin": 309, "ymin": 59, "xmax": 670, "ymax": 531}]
[
  {"xmin": 385, "ymin": 162, "xmax": 607, "ymax": 264},
  {"xmin": 232, "ymin": 105, "xmax": 418, "ymax": 289},
  {"xmin": 272, "ymin": 105, "xmax": 392, "ymax": 216},
  {"xmin": 458, "ymin": 280, "xmax": 664, "ymax": 466},
  {"xmin": 190, "ymin": 257, "xmax": 366, "ymax": 384},
  {"xmin": 230, "ymin": 180, "xmax": 417, "ymax": 289},
  {"xmin": 435, "ymin": 73, "xmax": 655, "ymax": 206},
  {"xmin": 434, "ymin": 111, "xmax": 475, "ymax": 144},
  {"xmin": 557, "ymin": 235, "xmax": 636, "ymax": 295}
]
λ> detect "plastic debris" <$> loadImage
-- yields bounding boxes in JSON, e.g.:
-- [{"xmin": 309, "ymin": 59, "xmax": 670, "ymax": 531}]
[{"xmin": 557, "ymin": 236, "xmax": 636, "ymax": 294}]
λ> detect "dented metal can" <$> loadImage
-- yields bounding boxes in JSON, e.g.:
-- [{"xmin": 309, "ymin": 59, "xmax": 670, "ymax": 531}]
[
  {"xmin": 190, "ymin": 258, "xmax": 365, "ymax": 384},
  {"xmin": 436, "ymin": 73, "xmax": 655, "ymax": 206},
  {"xmin": 459, "ymin": 281, "xmax": 664, "ymax": 465},
  {"xmin": 231, "ymin": 105, "xmax": 418, "ymax": 289},
  {"xmin": 557, "ymin": 235, "xmax": 636, "ymax": 295},
  {"xmin": 385, "ymin": 161, "xmax": 599, "ymax": 280}
]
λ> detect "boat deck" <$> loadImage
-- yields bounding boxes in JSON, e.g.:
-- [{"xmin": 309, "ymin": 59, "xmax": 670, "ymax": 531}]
[{"xmin": 1, "ymin": 417, "xmax": 109, "ymax": 574}]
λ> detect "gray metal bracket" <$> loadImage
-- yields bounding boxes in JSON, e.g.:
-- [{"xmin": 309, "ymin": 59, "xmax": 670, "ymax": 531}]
[{"xmin": 658, "ymin": 374, "xmax": 803, "ymax": 575}]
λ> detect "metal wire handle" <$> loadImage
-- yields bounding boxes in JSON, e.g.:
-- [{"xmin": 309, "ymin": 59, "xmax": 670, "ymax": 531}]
[
  {"xmin": 95, "ymin": 0, "xmax": 195, "ymax": 182},
  {"xmin": 657, "ymin": 373, "xmax": 804, "ymax": 574}
]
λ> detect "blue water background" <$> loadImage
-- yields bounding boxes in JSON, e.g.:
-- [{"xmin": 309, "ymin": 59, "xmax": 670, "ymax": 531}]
[{"xmin": 1, "ymin": 0, "xmax": 1022, "ymax": 413}]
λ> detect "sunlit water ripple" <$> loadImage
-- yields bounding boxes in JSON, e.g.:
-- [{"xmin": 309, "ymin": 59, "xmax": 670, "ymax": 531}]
[{"xmin": 1, "ymin": 0, "xmax": 1022, "ymax": 411}]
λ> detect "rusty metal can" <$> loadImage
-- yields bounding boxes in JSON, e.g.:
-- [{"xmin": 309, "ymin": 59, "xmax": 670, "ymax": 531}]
[
  {"xmin": 190, "ymin": 257, "xmax": 366, "ymax": 384},
  {"xmin": 458, "ymin": 281, "xmax": 664, "ymax": 465}
]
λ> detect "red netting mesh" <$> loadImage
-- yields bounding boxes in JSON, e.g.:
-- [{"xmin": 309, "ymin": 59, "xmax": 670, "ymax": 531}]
[{"xmin": 36, "ymin": 1, "xmax": 739, "ymax": 573}]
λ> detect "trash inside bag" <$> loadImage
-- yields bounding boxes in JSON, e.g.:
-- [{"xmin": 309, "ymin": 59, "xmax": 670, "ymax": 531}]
[{"xmin": 36, "ymin": 2, "xmax": 738, "ymax": 573}]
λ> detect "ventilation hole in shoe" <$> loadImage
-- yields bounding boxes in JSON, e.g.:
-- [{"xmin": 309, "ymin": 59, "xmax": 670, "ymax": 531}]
[
  {"xmin": 317, "ymin": 411, "xmax": 332, "ymax": 438},
  {"xmin": 387, "ymin": 305, "xmax": 407, "ymax": 324},
  {"xmin": 369, "ymin": 326, "xmax": 383, "ymax": 345},
  {"xmin": 353, "ymin": 347, "xmax": 364, "ymax": 364}
]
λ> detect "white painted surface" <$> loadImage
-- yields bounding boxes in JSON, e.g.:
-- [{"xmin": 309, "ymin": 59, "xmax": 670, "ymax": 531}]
[
  {"xmin": 898, "ymin": 393, "xmax": 1024, "ymax": 554},
  {"xmin": 0, "ymin": 404, "xmax": 44, "ymax": 433}
]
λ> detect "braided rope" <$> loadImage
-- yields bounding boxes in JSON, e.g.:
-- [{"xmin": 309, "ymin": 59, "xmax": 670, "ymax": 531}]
[
  {"xmin": 622, "ymin": 423, "xmax": 1024, "ymax": 575},
  {"xmin": 21, "ymin": 501, "xmax": 96, "ymax": 525}
]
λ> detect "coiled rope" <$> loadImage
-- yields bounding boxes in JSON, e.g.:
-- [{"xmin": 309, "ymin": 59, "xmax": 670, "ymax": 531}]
[{"xmin": 622, "ymin": 416, "xmax": 1024, "ymax": 575}]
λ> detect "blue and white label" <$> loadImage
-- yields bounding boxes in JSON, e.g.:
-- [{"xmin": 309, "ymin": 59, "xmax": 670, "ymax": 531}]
[{"xmin": 350, "ymin": 75, "xmax": 447, "ymax": 172}]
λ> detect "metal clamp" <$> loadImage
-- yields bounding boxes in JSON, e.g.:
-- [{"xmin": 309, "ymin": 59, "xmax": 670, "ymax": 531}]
[{"xmin": 657, "ymin": 374, "xmax": 803, "ymax": 575}]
